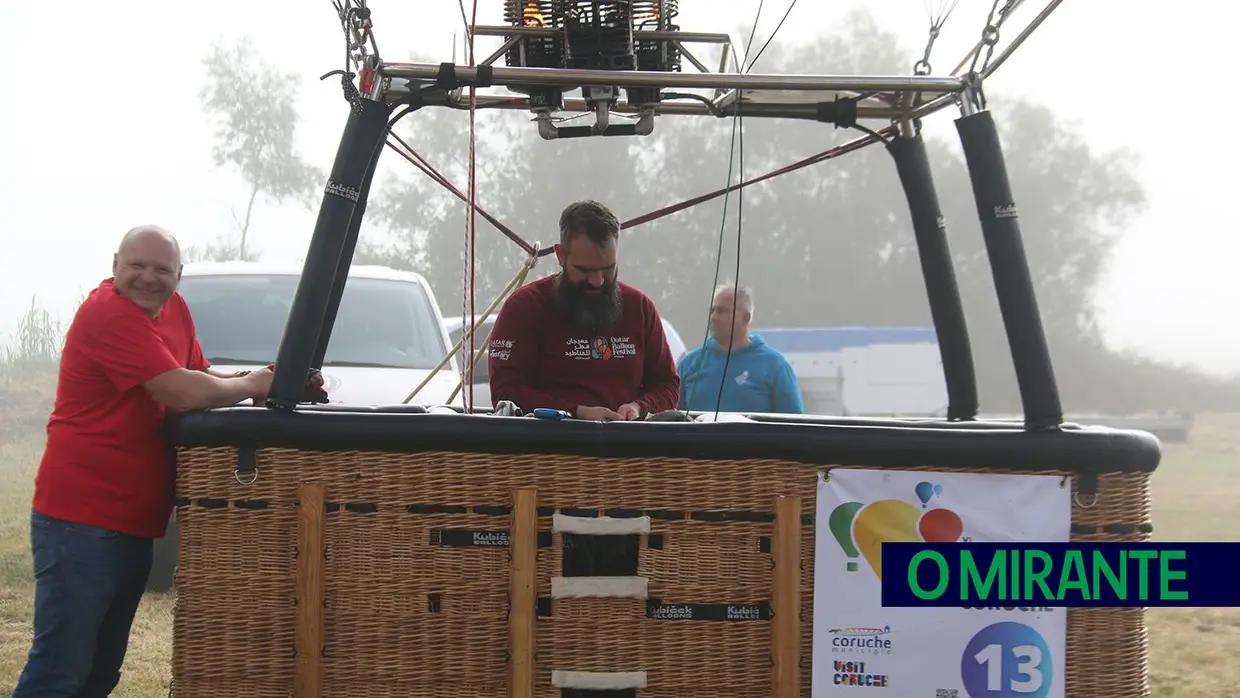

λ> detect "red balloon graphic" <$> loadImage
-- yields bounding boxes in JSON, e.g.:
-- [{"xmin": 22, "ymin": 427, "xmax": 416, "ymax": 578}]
[{"xmin": 919, "ymin": 508, "xmax": 964, "ymax": 543}]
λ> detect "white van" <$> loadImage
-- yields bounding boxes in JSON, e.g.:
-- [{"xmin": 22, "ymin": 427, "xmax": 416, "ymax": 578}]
[
  {"xmin": 177, "ymin": 262, "xmax": 463, "ymax": 406},
  {"xmin": 442, "ymin": 313, "xmax": 690, "ymax": 410}
]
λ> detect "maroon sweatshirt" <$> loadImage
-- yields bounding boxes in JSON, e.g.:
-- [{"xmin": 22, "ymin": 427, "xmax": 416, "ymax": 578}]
[{"xmin": 487, "ymin": 275, "xmax": 681, "ymax": 416}]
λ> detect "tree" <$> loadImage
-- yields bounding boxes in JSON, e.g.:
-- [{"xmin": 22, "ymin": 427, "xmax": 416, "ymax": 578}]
[
  {"xmin": 200, "ymin": 36, "xmax": 323, "ymax": 261},
  {"xmin": 368, "ymin": 60, "xmax": 642, "ymax": 318},
  {"xmin": 359, "ymin": 10, "xmax": 1170, "ymax": 411},
  {"xmin": 183, "ymin": 236, "xmax": 247, "ymax": 264}
]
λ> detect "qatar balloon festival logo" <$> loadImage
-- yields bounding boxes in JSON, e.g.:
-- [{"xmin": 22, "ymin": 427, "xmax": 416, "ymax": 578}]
[{"xmin": 828, "ymin": 480, "xmax": 963, "ymax": 580}]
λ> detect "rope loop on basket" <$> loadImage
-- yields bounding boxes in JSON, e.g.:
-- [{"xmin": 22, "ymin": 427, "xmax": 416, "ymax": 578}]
[
  {"xmin": 1073, "ymin": 471, "xmax": 1099, "ymax": 509},
  {"xmin": 235, "ymin": 468, "xmax": 259, "ymax": 486}
]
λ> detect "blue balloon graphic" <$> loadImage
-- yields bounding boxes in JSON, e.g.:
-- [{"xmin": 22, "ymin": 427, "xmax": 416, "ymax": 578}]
[
  {"xmin": 960, "ymin": 622, "xmax": 1053, "ymax": 698},
  {"xmin": 915, "ymin": 481, "xmax": 935, "ymax": 506},
  {"xmin": 934, "ymin": 484, "xmax": 944, "ymax": 496}
]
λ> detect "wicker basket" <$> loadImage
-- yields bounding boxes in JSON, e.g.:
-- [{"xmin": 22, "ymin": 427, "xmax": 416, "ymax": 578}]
[{"xmin": 169, "ymin": 444, "xmax": 1152, "ymax": 698}]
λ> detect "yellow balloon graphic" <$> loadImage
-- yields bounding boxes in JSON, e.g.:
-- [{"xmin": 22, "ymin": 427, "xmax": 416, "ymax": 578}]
[{"xmin": 852, "ymin": 499, "xmax": 922, "ymax": 581}]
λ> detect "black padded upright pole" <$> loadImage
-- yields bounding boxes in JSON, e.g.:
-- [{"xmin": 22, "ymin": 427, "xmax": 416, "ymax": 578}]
[
  {"xmin": 955, "ymin": 110, "xmax": 1063, "ymax": 430},
  {"xmin": 887, "ymin": 133, "xmax": 979, "ymax": 421},
  {"xmin": 309, "ymin": 124, "xmax": 390, "ymax": 368},
  {"xmin": 267, "ymin": 98, "xmax": 395, "ymax": 410}
]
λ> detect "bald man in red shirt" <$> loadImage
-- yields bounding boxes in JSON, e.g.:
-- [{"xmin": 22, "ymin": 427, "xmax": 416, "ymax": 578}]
[
  {"xmin": 12, "ymin": 226, "xmax": 274, "ymax": 697},
  {"xmin": 487, "ymin": 200, "xmax": 680, "ymax": 421}
]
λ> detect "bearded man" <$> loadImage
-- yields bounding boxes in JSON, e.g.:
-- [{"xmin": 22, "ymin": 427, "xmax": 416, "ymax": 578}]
[{"xmin": 487, "ymin": 200, "xmax": 680, "ymax": 421}]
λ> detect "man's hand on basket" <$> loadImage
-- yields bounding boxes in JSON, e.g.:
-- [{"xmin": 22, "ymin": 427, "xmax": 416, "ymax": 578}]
[
  {"xmin": 240, "ymin": 366, "xmax": 274, "ymax": 402},
  {"xmin": 231, "ymin": 364, "xmax": 328, "ymax": 404},
  {"xmin": 616, "ymin": 402, "xmax": 642, "ymax": 421},
  {"xmin": 575, "ymin": 405, "xmax": 623, "ymax": 421}
]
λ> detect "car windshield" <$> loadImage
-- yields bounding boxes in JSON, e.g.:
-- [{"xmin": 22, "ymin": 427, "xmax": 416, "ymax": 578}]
[{"xmin": 178, "ymin": 274, "xmax": 448, "ymax": 370}]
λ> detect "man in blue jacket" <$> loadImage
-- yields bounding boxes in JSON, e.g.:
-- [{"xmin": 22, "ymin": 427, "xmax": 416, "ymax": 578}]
[{"xmin": 677, "ymin": 285, "xmax": 805, "ymax": 414}]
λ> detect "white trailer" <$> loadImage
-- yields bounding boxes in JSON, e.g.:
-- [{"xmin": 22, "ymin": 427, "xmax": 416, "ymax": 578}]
[
  {"xmin": 758, "ymin": 326, "xmax": 1194, "ymax": 441},
  {"xmin": 756, "ymin": 326, "xmax": 948, "ymax": 417}
]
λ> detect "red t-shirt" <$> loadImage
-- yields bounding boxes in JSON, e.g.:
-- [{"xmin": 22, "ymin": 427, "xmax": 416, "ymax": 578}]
[
  {"xmin": 487, "ymin": 275, "xmax": 680, "ymax": 416},
  {"xmin": 33, "ymin": 278, "xmax": 208, "ymax": 538}
]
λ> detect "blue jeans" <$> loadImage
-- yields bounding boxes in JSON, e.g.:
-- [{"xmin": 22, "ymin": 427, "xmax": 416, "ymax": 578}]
[{"xmin": 11, "ymin": 510, "xmax": 154, "ymax": 698}]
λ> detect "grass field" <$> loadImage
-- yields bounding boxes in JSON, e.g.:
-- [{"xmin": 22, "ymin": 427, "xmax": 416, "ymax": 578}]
[{"xmin": 0, "ymin": 415, "xmax": 1237, "ymax": 696}]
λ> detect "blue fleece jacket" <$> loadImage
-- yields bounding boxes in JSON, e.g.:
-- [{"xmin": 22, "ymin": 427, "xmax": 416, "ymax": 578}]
[{"xmin": 677, "ymin": 334, "xmax": 805, "ymax": 414}]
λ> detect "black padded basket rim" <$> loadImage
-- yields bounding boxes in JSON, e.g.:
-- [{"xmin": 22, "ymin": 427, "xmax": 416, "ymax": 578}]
[{"xmin": 167, "ymin": 407, "xmax": 1160, "ymax": 474}]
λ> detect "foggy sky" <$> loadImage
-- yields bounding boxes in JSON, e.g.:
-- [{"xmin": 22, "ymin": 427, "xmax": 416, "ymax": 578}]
[{"xmin": 1, "ymin": 0, "xmax": 1235, "ymax": 377}]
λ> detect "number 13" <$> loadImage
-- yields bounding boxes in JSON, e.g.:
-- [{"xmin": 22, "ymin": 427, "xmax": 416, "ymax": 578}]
[{"xmin": 973, "ymin": 643, "xmax": 1044, "ymax": 693}]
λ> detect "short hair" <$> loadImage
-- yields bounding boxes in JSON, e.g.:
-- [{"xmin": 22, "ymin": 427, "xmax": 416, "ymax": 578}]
[
  {"xmin": 716, "ymin": 284, "xmax": 755, "ymax": 317},
  {"xmin": 118, "ymin": 225, "xmax": 182, "ymax": 263},
  {"xmin": 559, "ymin": 200, "xmax": 620, "ymax": 249}
]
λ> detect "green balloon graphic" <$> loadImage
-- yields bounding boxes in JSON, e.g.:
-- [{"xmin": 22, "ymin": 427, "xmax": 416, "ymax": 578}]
[{"xmin": 829, "ymin": 501, "xmax": 865, "ymax": 572}]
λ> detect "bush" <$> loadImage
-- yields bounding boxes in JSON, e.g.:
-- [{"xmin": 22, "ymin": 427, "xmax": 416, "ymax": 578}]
[
  {"xmin": 2, "ymin": 298, "xmax": 63, "ymax": 369},
  {"xmin": 0, "ymin": 298, "xmax": 67, "ymax": 442}
]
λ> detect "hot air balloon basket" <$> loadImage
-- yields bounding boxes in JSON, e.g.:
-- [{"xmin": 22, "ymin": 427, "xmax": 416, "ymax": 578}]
[{"xmin": 167, "ymin": 445, "xmax": 1151, "ymax": 698}]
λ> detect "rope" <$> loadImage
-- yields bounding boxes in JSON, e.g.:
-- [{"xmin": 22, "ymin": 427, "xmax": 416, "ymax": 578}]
[
  {"xmin": 401, "ymin": 245, "xmax": 541, "ymax": 404},
  {"xmin": 687, "ymin": 92, "xmax": 744, "ymax": 418},
  {"xmin": 443, "ymin": 243, "xmax": 541, "ymax": 404},
  {"xmin": 711, "ymin": 110, "xmax": 748, "ymax": 420},
  {"xmin": 389, "ymin": 121, "xmax": 886, "ymax": 258},
  {"xmin": 390, "ymin": 122, "xmax": 891, "ymax": 265},
  {"xmin": 458, "ymin": 0, "xmax": 480, "ymax": 412},
  {"xmin": 951, "ymin": 0, "xmax": 1023, "ymax": 76},
  {"xmin": 384, "ymin": 135, "xmax": 536, "ymax": 256},
  {"xmin": 704, "ymin": 0, "xmax": 764, "ymax": 420},
  {"xmin": 915, "ymin": 0, "xmax": 962, "ymax": 76},
  {"xmin": 746, "ymin": 0, "xmax": 799, "ymax": 73},
  {"xmin": 620, "ymin": 132, "xmax": 884, "ymax": 229},
  {"xmin": 445, "ymin": 316, "xmax": 499, "ymax": 405},
  {"xmin": 328, "ymin": 0, "xmax": 376, "ymax": 114}
]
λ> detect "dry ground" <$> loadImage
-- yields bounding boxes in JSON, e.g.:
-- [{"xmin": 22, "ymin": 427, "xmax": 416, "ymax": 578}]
[{"xmin": 0, "ymin": 416, "xmax": 1237, "ymax": 697}]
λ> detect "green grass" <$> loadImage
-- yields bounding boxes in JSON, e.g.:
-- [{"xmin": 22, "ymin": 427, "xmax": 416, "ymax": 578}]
[
  {"xmin": 0, "ymin": 409, "xmax": 1237, "ymax": 696},
  {"xmin": 1145, "ymin": 414, "xmax": 1240, "ymax": 696},
  {"xmin": 0, "ymin": 434, "xmax": 174, "ymax": 697}
]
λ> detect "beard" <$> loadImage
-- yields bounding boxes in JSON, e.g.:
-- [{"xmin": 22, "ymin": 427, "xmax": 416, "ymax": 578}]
[{"xmin": 554, "ymin": 270, "xmax": 623, "ymax": 335}]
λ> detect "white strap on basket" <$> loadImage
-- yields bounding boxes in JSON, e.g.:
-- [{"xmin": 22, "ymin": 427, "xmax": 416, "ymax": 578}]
[
  {"xmin": 552, "ymin": 513, "xmax": 651, "ymax": 536},
  {"xmin": 550, "ymin": 576, "xmax": 648, "ymax": 599},
  {"xmin": 551, "ymin": 671, "xmax": 648, "ymax": 690}
]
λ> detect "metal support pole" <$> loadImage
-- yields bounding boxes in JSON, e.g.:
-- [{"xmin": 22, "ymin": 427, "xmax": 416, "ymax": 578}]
[
  {"xmin": 267, "ymin": 97, "xmax": 395, "ymax": 410},
  {"xmin": 887, "ymin": 133, "xmax": 979, "ymax": 421},
  {"xmin": 383, "ymin": 82, "xmax": 951, "ymax": 122},
  {"xmin": 379, "ymin": 62, "xmax": 965, "ymax": 94},
  {"xmin": 955, "ymin": 108, "xmax": 1063, "ymax": 430},
  {"xmin": 310, "ymin": 107, "xmax": 407, "ymax": 368}
]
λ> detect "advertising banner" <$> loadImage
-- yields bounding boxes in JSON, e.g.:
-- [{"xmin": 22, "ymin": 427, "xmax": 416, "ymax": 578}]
[{"xmin": 812, "ymin": 468, "xmax": 1071, "ymax": 698}]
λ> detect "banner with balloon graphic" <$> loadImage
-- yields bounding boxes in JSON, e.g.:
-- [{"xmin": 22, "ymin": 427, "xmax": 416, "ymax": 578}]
[{"xmin": 811, "ymin": 468, "xmax": 1071, "ymax": 698}]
